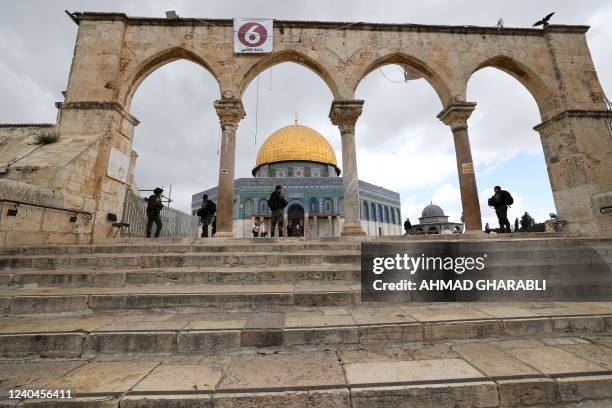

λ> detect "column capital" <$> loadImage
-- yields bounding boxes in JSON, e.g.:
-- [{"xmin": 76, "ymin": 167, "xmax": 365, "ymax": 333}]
[
  {"xmin": 214, "ymin": 98, "xmax": 245, "ymax": 128},
  {"xmin": 437, "ymin": 102, "xmax": 477, "ymax": 131},
  {"xmin": 329, "ymin": 100, "xmax": 364, "ymax": 131}
]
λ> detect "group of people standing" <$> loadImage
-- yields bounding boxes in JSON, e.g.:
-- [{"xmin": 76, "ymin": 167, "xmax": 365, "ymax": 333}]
[
  {"xmin": 399, "ymin": 185, "xmax": 515, "ymax": 235},
  {"xmin": 146, "ymin": 185, "xmax": 289, "ymax": 239},
  {"xmin": 147, "ymin": 183, "xmax": 515, "ymax": 238},
  {"xmin": 145, "ymin": 188, "xmax": 217, "ymax": 238}
]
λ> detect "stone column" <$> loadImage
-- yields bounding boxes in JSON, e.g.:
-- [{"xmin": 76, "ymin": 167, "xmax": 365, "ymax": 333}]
[
  {"xmin": 314, "ymin": 216, "xmax": 319, "ymax": 237},
  {"xmin": 283, "ymin": 213, "xmax": 288, "ymax": 237},
  {"xmin": 328, "ymin": 216, "xmax": 333, "ymax": 236},
  {"xmin": 214, "ymin": 99, "xmax": 245, "ymax": 237},
  {"xmin": 304, "ymin": 212, "xmax": 309, "ymax": 237},
  {"xmin": 330, "ymin": 100, "xmax": 366, "ymax": 236},
  {"xmin": 438, "ymin": 102, "xmax": 483, "ymax": 233}
]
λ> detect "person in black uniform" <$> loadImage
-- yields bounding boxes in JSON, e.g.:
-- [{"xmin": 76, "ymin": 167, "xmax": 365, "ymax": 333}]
[
  {"xmin": 196, "ymin": 194, "xmax": 217, "ymax": 238},
  {"xmin": 268, "ymin": 185, "xmax": 288, "ymax": 237},
  {"xmin": 403, "ymin": 218, "xmax": 412, "ymax": 235},
  {"xmin": 146, "ymin": 187, "xmax": 164, "ymax": 238},
  {"xmin": 488, "ymin": 186, "xmax": 514, "ymax": 233}
]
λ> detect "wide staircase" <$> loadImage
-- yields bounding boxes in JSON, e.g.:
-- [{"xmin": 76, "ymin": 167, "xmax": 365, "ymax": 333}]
[{"xmin": 0, "ymin": 236, "xmax": 612, "ymax": 407}]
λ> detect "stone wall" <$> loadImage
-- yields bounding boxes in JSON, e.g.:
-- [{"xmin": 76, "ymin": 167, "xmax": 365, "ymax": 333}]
[{"xmin": 0, "ymin": 179, "xmax": 93, "ymax": 245}]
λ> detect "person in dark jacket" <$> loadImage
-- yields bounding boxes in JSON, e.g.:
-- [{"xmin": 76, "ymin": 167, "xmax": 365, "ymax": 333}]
[
  {"xmin": 403, "ymin": 218, "xmax": 412, "ymax": 235},
  {"xmin": 268, "ymin": 185, "xmax": 288, "ymax": 237},
  {"xmin": 488, "ymin": 186, "xmax": 514, "ymax": 233},
  {"xmin": 146, "ymin": 187, "xmax": 164, "ymax": 238},
  {"xmin": 196, "ymin": 194, "xmax": 216, "ymax": 238}
]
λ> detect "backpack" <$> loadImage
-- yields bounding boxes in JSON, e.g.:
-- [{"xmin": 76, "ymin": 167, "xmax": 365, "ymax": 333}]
[
  {"xmin": 504, "ymin": 191, "xmax": 514, "ymax": 206},
  {"xmin": 268, "ymin": 193, "xmax": 283, "ymax": 210}
]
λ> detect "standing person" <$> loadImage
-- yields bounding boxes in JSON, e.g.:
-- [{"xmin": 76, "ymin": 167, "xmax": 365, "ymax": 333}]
[
  {"xmin": 488, "ymin": 186, "xmax": 514, "ymax": 233},
  {"xmin": 268, "ymin": 185, "xmax": 288, "ymax": 237},
  {"xmin": 146, "ymin": 187, "xmax": 164, "ymax": 238},
  {"xmin": 295, "ymin": 223, "xmax": 301, "ymax": 237},
  {"xmin": 197, "ymin": 194, "xmax": 216, "ymax": 238},
  {"xmin": 484, "ymin": 223, "xmax": 491, "ymax": 234},
  {"xmin": 252, "ymin": 221, "xmax": 260, "ymax": 238},
  {"xmin": 403, "ymin": 218, "xmax": 412, "ymax": 235}
]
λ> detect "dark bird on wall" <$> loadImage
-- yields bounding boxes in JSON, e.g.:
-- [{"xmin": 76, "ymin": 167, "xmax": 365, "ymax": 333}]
[{"xmin": 533, "ymin": 12, "xmax": 555, "ymax": 27}]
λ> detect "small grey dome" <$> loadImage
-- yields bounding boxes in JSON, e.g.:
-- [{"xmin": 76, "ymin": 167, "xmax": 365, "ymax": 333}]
[{"xmin": 421, "ymin": 204, "xmax": 445, "ymax": 218}]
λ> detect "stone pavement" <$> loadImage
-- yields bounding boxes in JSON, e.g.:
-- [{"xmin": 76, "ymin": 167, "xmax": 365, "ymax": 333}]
[{"xmin": 1, "ymin": 331, "xmax": 612, "ymax": 407}]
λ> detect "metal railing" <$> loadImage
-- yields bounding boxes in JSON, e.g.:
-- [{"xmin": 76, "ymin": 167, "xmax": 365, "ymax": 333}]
[
  {"xmin": 121, "ymin": 189, "xmax": 199, "ymax": 238},
  {"xmin": 0, "ymin": 198, "xmax": 92, "ymax": 219}
]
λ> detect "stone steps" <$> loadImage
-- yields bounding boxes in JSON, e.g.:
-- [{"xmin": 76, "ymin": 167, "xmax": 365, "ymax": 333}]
[
  {"xmin": 0, "ymin": 282, "xmax": 361, "ymax": 314},
  {"xmin": 0, "ymin": 251, "xmax": 361, "ymax": 271},
  {"xmin": 0, "ymin": 241, "xmax": 362, "ymax": 256},
  {"xmin": 2, "ymin": 333, "xmax": 612, "ymax": 407},
  {"xmin": 1, "ymin": 303, "xmax": 611, "ymax": 359},
  {"xmin": 1, "ymin": 237, "xmax": 612, "ymax": 406},
  {"xmin": 0, "ymin": 264, "xmax": 361, "ymax": 288}
]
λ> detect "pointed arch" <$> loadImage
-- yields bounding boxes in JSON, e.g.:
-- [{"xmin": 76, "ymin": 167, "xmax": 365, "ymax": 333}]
[
  {"xmin": 120, "ymin": 47, "xmax": 222, "ymax": 111},
  {"xmin": 354, "ymin": 53, "xmax": 453, "ymax": 106},
  {"xmin": 238, "ymin": 50, "xmax": 340, "ymax": 98},
  {"xmin": 468, "ymin": 55, "xmax": 557, "ymax": 120}
]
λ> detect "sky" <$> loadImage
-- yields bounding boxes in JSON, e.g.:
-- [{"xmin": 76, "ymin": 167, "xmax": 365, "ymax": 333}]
[{"xmin": 1, "ymin": 1, "xmax": 611, "ymax": 229}]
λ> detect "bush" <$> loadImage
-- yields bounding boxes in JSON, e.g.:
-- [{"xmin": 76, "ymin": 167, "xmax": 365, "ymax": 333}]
[{"xmin": 31, "ymin": 130, "xmax": 61, "ymax": 145}]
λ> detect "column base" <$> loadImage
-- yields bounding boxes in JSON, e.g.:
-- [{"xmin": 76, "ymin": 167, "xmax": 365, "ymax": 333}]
[
  {"xmin": 214, "ymin": 231, "xmax": 234, "ymax": 238},
  {"xmin": 463, "ymin": 229, "xmax": 487, "ymax": 237},
  {"xmin": 341, "ymin": 223, "xmax": 366, "ymax": 236}
]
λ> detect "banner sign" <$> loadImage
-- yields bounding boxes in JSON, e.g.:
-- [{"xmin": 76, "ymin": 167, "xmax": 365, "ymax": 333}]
[{"xmin": 234, "ymin": 18, "xmax": 273, "ymax": 53}]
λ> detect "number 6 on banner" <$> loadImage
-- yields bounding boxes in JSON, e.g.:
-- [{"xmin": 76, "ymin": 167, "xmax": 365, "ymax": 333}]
[{"xmin": 234, "ymin": 18, "xmax": 273, "ymax": 53}]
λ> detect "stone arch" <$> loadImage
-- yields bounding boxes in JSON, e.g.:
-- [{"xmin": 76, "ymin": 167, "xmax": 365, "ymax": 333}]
[
  {"xmin": 238, "ymin": 50, "xmax": 341, "ymax": 99},
  {"xmin": 244, "ymin": 198, "xmax": 254, "ymax": 217},
  {"xmin": 119, "ymin": 47, "xmax": 222, "ymax": 111},
  {"xmin": 258, "ymin": 199, "xmax": 268, "ymax": 214},
  {"xmin": 323, "ymin": 198, "xmax": 334, "ymax": 214},
  {"xmin": 362, "ymin": 200, "xmax": 370, "ymax": 220},
  {"xmin": 354, "ymin": 53, "xmax": 453, "ymax": 106},
  {"xmin": 310, "ymin": 197, "xmax": 319, "ymax": 213},
  {"xmin": 466, "ymin": 55, "xmax": 557, "ymax": 120}
]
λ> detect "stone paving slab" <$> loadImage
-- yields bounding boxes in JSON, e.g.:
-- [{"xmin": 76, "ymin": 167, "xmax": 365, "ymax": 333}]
[
  {"xmin": 345, "ymin": 358, "xmax": 486, "ymax": 385},
  {"xmin": 131, "ymin": 363, "xmax": 222, "ymax": 392},
  {"xmin": 0, "ymin": 360, "xmax": 85, "ymax": 391},
  {"xmin": 218, "ymin": 352, "xmax": 345, "ymax": 390},
  {"xmin": 45, "ymin": 361, "xmax": 159, "ymax": 393},
  {"xmin": 452, "ymin": 343, "xmax": 541, "ymax": 377},
  {"xmin": 505, "ymin": 346, "xmax": 609, "ymax": 375}
]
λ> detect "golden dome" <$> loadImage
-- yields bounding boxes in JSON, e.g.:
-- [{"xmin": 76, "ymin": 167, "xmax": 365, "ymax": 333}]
[{"xmin": 254, "ymin": 124, "xmax": 338, "ymax": 172}]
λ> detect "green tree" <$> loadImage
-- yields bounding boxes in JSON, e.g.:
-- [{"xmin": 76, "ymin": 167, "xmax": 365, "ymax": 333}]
[
  {"xmin": 520, "ymin": 212, "xmax": 535, "ymax": 231},
  {"xmin": 514, "ymin": 218, "xmax": 519, "ymax": 232}
]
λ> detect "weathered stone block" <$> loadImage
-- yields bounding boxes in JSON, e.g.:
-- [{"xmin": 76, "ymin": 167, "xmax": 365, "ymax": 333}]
[
  {"xmin": 10, "ymin": 295, "xmax": 89, "ymax": 314},
  {"xmin": 83, "ymin": 332, "xmax": 176, "ymax": 355},
  {"xmin": 497, "ymin": 378, "xmax": 558, "ymax": 407},
  {"xmin": 423, "ymin": 320, "xmax": 502, "ymax": 341},
  {"xmin": 177, "ymin": 331, "xmax": 240, "ymax": 354},
  {"xmin": 0, "ymin": 333, "xmax": 85, "ymax": 358},
  {"xmin": 503, "ymin": 318, "xmax": 554, "ymax": 337}
]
